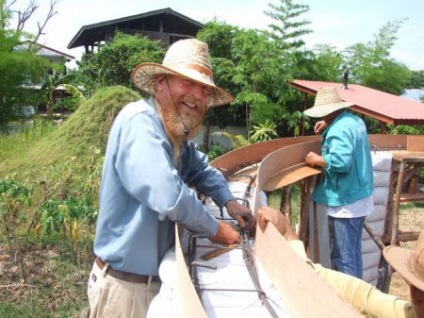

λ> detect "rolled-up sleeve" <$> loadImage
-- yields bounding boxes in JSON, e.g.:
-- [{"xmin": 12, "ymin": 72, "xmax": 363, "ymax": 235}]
[{"xmin": 323, "ymin": 130, "xmax": 354, "ymax": 173}]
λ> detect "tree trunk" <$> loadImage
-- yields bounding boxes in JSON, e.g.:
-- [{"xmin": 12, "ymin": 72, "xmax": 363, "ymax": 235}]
[
  {"xmin": 202, "ymin": 120, "xmax": 210, "ymax": 152},
  {"xmin": 46, "ymin": 91, "xmax": 54, "ymax": 121}
]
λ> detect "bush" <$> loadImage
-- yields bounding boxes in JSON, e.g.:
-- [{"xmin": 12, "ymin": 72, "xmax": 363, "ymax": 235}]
[
  {"xmin": 207, "ymin": 143, "xmax": 229, "ymax": 161},
  {"xmin": 53, "ymin": 96, "xmax": 80, "ymax": 112}
]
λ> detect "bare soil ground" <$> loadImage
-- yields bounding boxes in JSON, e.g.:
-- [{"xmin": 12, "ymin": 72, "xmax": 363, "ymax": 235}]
[
  {"xmin": 388, "ymin": 206, "xmax": 424, "ymax": 300},
  {"xmin": 0, "ymin": 206, "xmax": 422, "ymax": 315},
  {"xmin": 0, "ymin": 242, "xmax": 90, "ymax": 316}
]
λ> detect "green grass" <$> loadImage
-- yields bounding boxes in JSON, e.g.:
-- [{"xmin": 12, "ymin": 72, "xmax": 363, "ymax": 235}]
[
  {"xmin": 0, "ymin": 86, "xmax": 141, "ymax": 317},
  {"xmin": 0, "ymin": 120, "xmax": 54, "ymax": 174},
  {"xmin": 400, "ymin": 202, "xmax": 424, "ymax": 210},
  {"xmin": 268, "ymin": 185, "xmax": 301, "ymax": 224}
]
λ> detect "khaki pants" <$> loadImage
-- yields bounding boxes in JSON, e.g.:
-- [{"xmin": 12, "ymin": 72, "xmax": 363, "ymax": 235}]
[{"xmin": 87, "ymin": 261, "xmax": 161, "ymax": 318}]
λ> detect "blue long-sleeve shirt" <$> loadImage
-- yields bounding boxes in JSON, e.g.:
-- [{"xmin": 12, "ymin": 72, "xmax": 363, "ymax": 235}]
[
  {"xmin": 94, "ymin": 99, "xmax": 234, "ymax": 275},
  {"xmin": 312, "ymin": 111, "xmax": 373, "ymax": 207}
]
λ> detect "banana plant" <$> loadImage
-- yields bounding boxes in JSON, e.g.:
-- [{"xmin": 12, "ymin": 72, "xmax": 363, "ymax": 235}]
[{"xmin": 0, "ymin": 179, "xmax": 31, "ymax": 246}]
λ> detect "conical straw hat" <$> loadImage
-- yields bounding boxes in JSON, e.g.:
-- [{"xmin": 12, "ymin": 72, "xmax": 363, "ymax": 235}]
[
  {"xmin": 303, "ymin": 87, "xmax": 354, "ymax": 118},
  {"xmin": 383, "ymin": 231, "xmax": 424, "ymax": 291},
  {"xmin": 131, "ymin": 39, "xmax": 233, "ymax": 108}
]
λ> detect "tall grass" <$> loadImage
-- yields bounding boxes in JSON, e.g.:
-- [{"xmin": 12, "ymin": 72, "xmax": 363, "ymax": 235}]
[
  {"xmin": 0, "ymin": 119, "xmax": 55, "ymax": 163},
  {"xmin": 0, "ymin": 86, "xmax": 141, "ymax": 317}
]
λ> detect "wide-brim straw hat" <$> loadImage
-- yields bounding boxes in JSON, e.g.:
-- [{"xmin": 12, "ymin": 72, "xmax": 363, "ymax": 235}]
[
  {"xmin": 131, "ymin": 39, "xmax": 233, "ymax": 108},
  {"xmin": 383, "ymin": 231, "xmax": 424, "ymax": 291},
  {"xmin": 303, "ymin": 87, "xmax": 354, "ymax": 118}
]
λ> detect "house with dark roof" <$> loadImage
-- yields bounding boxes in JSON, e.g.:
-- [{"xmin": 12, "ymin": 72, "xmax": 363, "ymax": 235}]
[{"xmin": 67, "ymin": 7, "xmax": 204, "ymax": 54}]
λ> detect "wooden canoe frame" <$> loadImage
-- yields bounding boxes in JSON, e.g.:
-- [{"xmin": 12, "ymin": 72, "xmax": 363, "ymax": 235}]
[{"xmin": 174, "ymin": 134, "xmax": 424, "ymax": 316}]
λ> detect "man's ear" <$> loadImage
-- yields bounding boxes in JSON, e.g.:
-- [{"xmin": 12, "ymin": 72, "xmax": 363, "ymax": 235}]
[{"xmin": 155, "ymin": 75, "xmax": 167, "ymax": 92}]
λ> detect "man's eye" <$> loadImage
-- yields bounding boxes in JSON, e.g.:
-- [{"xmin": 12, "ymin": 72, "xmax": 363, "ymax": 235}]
[
  {"xmin": 202, "ymin": 87, "xmax": 212, "ymax": 95},
  {"xmin": 182, "ymin": 79, "xmax": 193, "ymax": 86}
]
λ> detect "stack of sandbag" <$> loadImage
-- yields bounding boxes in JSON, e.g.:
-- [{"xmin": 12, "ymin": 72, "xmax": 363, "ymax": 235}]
[{"xmin": 362, "ymin": 151, "xmax": 393, "ymax": 285}]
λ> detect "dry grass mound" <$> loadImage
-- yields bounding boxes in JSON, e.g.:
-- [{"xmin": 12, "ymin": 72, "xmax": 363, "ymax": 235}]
[
  {"xmin": 0, "ymin": 86, "xmax": 141, "ymax": 179},
  {"xmin": 58, "ymin": 86, "xmax": 141, "ymax": 156}
]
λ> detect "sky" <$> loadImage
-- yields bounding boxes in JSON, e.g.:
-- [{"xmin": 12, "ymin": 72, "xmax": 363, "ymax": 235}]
[{"xmin": 16, "ymin": 0, "xmax": 424, "ymax": 70}]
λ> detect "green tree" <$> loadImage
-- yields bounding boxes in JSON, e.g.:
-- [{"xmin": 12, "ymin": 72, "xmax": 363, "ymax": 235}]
[
  {"xmin": 201, "ymin": 20, "xmax": 295, "ymax": 134},
  {"xmin": 198, "ymin": 21, "xmax": 291, "ymax": 147},
  {"xmin": 197, "ymin": 20, "xmax": 246, "ymax": 150},
  {"xmin": 230, "ymin": 29, "xmax": 292, "ymax": 135},
  {"xmin": 265, "ymin": 0, "xmax": 312, "ymax": 50},
  {"xmin": 263, "ymin": 0, "xmax": 316, "ymax": 136},
  {"xmin": 409, "ymin": 70, "xmax": 424, "ymax": 88},
  {"xmin": 0, "ymin": 0, "xmax": 53, "ymax": 124},
  {"xmin": 40, "ymin": 64, "xmax": 83, "ymax": 120},
  {"xmin": 309, "ymin": 44, "xmax": 344, "ymax": 82},
  {"xmin": 197, "ymin": 18, "xmax": 238, "ymax": 60},
  {"xmin": 283, "ymin": 110, "xmax": 310, "ymax": 137},
  {"xmin": 77, "ymin": 32, "xmax": 165, "ymax": 88},
  {"xmin": 199, "ymin": 1, "xmax": 314, "ymax": 140},
  {"xmin": 343, "ymin": 19, "xmax": 411, "ymax": 95}
]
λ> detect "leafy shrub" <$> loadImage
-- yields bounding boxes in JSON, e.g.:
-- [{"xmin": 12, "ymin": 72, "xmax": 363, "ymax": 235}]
[
  {"xmin": 53, "ymin": 96, "xmax": 80, "ymax": 112},
  {"xmin": 207, "ymin": 143, "xmax": 228, "ymax": 161}
]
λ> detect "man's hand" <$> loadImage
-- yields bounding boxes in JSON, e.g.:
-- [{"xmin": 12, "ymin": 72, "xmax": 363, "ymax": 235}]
[
  {"xmin": 410, "ymin": 284, "xmax": 424, "ymax": 317},
  {"xmin": 314, "ymin": 120, "xmax": 327, "ymax": 135},
  {"xmin": 305, "ymin": 152, "xmax": 326, "ymax": 168},
  {"xmin": 225, "ymin": 200, "xmax": 256, "ymax": 232},
  {"xmin": 209, "ymin": 221, "xmax": 240, "ymax": 245},
  {"xmin": 258, "ymin": 206, "xmax": 298, "ymax": 241}
]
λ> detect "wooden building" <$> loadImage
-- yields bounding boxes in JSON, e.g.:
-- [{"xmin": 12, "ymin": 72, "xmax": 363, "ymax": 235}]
[{"xmin": 67, "ymin": 7, "xmax": 204, "ymax": 53}]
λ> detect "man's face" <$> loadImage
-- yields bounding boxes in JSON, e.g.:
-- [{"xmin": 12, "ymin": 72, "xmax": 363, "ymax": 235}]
[{"xmin": 154, "ymin": 74, "xmax": 211, "ymax": 139}]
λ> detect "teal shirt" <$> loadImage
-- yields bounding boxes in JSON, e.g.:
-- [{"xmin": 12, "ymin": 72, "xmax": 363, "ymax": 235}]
[
  {"xmin": 94, "ymin": 99, "xmax": 234, "ymax": 275},
  {"xmin": 312, "ymin": 111, "xmax": 374, "ymax": 207}
]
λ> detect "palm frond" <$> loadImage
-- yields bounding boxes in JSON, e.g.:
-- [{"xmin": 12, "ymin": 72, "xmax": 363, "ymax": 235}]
[{"xmin": 212, "ymin": 131, "xmax": 250, "ymax": 149}]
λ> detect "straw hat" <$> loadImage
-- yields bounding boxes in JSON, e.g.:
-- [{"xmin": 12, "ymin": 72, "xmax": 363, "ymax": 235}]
[
  {"xmin": 383, "ymin": 231, "xmax": 424, "ymax": 291},
  {"xmin": 303, "ymin": 87, "xmax": 354, "ymax": 118},
  {"xmin": 131, "ymin": 38, "xmax": 233, "ymax": 108}
]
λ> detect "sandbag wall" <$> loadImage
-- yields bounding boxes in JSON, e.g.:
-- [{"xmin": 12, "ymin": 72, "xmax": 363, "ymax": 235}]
[{"xmin": 362, "ymin": 151, "xmax": 393, "ymax": 285}]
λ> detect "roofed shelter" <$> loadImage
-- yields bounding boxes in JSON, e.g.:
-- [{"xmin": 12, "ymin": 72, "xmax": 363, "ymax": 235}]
[
  {"xmin": 67, "ymin": 7, "xmax": 204, "ymax": 54},
  {"xmin": 289, "ymin": 80, "xmax": 424, "ymax": 132}
]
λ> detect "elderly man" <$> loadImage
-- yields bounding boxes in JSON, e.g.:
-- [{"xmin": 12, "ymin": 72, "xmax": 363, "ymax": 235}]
[
  {"xmin": 86, "ymin": 39, "xmax": 252, "ymax": 318},
  {"xmin": 258, "ymin": 206, "xmax": 422, "ymax": 318}
]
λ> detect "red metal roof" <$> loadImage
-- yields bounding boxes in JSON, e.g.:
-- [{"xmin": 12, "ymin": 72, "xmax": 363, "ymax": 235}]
[{"xmin": 289, "ymin": 80, "xmax": 424, "ymax": 126}]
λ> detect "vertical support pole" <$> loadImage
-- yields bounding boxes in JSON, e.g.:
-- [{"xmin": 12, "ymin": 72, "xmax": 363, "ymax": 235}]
[{"xmin": 391, "ymin": 160, "xmax": 405, "ymax": 246}]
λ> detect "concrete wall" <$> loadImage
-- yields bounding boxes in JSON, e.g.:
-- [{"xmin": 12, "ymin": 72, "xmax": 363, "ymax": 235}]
[{"xmin": 192, "ymin": 126, "xmax": 247, "ymax": 150}]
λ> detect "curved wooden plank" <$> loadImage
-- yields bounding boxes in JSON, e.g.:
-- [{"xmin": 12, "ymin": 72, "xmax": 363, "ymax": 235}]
[
  {"xmin": 255, "ymin": 224, "xmax": 361, "ymax": 318},
  {"xmin": 254, "ymin": 140, "xmax": 321, "ymax": 213},
  {"xmin": 210, "ymin": 136, "xmax": 320, "ymax": 177},
  {"xmin": 175, "ymin": 226, "xmax": 207, "ymax": 318},
  {"xmin": 263, "ymin": 163, "xmax": 321, "ymax": 192}
]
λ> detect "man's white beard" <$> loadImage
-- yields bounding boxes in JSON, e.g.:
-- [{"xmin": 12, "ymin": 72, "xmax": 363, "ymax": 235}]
[{"xmin": 158, "ymin": 102, "xmax": 204, "ymax": 140}]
